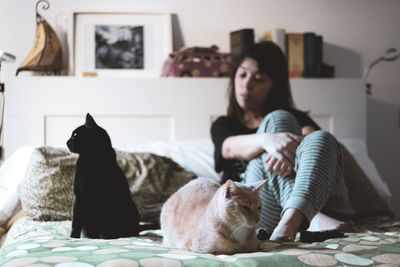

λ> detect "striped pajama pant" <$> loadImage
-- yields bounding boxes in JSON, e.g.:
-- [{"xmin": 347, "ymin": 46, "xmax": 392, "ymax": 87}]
[{"xmin": 241, "ymin": 110, "xmax": 354, "ymax": 232}]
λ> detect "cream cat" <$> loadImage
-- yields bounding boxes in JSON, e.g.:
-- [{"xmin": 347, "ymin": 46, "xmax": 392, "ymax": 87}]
[{"xmin": 160, "ymin": 177, "xmax": 267, "ymax": 254}]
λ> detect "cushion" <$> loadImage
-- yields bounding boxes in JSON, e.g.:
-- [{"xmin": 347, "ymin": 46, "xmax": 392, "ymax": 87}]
[
  {"xmin": 339, "ymin": 138, "xmax": 391, "ymax": 201},
  {"xmin": 341, "ymin": 144, "xmax": 393, "ymax": 219},
  {"xmin": 18, "ymin": 147, "xmax": 78, "ymax": 221},
  {"xmin": 18, "ymin": 146, "xmax": 196, "ymax": 222},
  {"xmin": 117, "ymin": 151, "xmax": 197, "ymax": 222},
  {"xmin": 115, "ymin": 139, "xmax": 220, "ymax": 183}
]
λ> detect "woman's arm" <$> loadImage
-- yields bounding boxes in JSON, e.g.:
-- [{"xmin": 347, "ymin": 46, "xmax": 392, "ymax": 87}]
[
  {"xmin": 223, "ymin": 132, "xmax": 302, "ymax": 162},
  {"xmin": 224, "ymin": 132, "xmax": 302, "ymax": 177},
  {"xmin": 222, "ymin": 133, "xmax": 265, "ymax": 161},
  {"xmin": 265, "ymin": 125, "xmax": 316, "ymax": 177}
]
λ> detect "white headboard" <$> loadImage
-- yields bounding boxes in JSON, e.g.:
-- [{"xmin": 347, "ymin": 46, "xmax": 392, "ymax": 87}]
[{"xmin": 4, "ymin": 77, "xmax": 365, "ymax": 159}]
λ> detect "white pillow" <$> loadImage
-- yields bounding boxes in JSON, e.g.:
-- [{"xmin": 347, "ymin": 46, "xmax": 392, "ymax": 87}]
[
  {"xmin": 115, "ymin": 139, "xmax": 221, "ymax": 183},
  {"xmin": 0, "ymin": 146, "xmax": 36, "ymax": 225}
]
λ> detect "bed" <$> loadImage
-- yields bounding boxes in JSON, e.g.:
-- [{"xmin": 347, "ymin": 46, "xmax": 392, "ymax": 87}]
[{"xmin": 0, "ymin": 77, "xmax": 399, "ymax": 266}]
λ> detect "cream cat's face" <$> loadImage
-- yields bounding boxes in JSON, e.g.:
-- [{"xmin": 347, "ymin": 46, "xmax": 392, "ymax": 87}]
[{"xmin": 220, "ymin": 180, "xmax": 267, "ymax": 228}]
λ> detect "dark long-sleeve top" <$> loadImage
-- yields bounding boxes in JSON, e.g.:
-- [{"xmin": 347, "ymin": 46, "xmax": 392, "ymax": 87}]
[{"xmin": 211, "ymin": 110, "xmax": 320, "ymax": 183}]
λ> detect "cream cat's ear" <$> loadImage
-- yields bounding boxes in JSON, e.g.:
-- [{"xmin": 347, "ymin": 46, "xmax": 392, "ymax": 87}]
[
  {"xmin": 251, "ymin": 179, "xmax": 267, "ymax": 193},
  {"xmin": 225, "ymin": 179, "xmax": 237, "ymax": 198}
]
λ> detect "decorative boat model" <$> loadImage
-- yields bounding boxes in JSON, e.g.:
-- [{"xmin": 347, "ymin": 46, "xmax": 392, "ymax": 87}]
[{"xmin": 16, "ymin": 0, "xmax": 63, "ymax": 75}]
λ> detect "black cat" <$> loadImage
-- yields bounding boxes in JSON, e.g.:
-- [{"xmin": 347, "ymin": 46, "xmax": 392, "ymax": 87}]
[{"xmin": 67, "ymin": 113, "xmax": 141, "ymax": 239}]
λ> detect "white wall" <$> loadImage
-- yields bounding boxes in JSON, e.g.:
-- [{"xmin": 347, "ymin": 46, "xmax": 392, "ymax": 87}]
[{"xmin": 1, "ymin": 0, "xmax": 399, "ymax": 216}]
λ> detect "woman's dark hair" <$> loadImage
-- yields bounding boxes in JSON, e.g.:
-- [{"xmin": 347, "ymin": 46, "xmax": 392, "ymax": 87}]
[{"xmin": 227, "ymin": 41, "xmax": 305, "ymax": 120}]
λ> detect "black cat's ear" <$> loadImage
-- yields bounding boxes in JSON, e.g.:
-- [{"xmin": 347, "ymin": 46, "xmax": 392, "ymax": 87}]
[
  {"xmin": 85, "ymin": 113, "xmax": 97, "ymax": 128},
  {"xmin": 225, "ymin": 179, "xmax": 237, "ymax": 199}
]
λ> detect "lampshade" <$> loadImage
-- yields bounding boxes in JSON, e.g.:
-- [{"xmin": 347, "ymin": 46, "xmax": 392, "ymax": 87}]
[
  {"xmin": 0, "ymin": 51, "xmax": 16, "ymax": 87},
  {"xmin": 382, "ymin": 48, "xmax": 400, "ymax": 61},
  {"xmin": 363, "ymin": 47, "xmax": 400, "ymax": 95},
  {"xmin": 0, "ymin": 51, "xmax": 16, "ymax": 160},
  {"xmin": 0, "ymin": 51, "xmax": 16, "ymax": 64}
]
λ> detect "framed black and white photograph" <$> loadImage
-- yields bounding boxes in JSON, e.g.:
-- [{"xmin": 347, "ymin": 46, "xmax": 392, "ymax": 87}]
[{"xmin": 68, "ymin": 11, "xmax": 172, "ymax": 77}]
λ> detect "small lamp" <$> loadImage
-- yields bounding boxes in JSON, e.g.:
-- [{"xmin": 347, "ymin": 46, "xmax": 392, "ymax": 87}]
[
  {"xmin": 0, "ymin": 51, "xmax": 16, "ymax": 160},
  {"xmin": 363, "ymin": 48, "xmax": 400, "ymax": 95}
]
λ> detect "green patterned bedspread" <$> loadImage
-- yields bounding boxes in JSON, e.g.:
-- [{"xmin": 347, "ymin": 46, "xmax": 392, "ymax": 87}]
[{"xmin": 1, "ymin": 217, "xmax": 399, "ymax": 266}]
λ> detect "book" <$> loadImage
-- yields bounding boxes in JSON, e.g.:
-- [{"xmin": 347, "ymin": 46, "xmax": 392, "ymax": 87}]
[
  {"xmin": 303, "ymin": 32, "xmax": 317, "ymax": 77},
  {"xmin": 315, "ymin": 35, "xmax": 323, "ymax": 77},
  {"xmin": 263, "ymin": 28, "xmax": 286, "ymax": 55},
  {"xmin": 286, "ymin": 33, "xmax": 304, "ymax": 77},
  {"xmin": 230, "ymin": 29, "xmax": 254, "ymax": 57},
  {"xmin": 321, "ymin": 63, "xmax": 335, "ymax": 78}
]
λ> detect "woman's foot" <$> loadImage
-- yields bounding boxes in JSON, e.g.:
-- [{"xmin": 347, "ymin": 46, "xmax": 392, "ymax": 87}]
[
  {"xmin": 308, "ymin": 212, "xmax": 353, "ymax": 232},
  {"xmin": 270, "ymin": 208, "xmax": 304, "ymax": 242}
]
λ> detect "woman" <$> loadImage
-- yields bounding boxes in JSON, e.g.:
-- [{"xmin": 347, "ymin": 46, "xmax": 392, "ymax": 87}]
[{"xmin": 211, "ymin": 41, "xmax": 354, "ymax": 241}]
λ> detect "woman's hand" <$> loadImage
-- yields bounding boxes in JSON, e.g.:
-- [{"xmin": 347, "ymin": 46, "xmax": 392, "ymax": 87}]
[
  {"xmin": 265, "ymin": 155, "xmax": 293, "ymax": 176},
  {"xmin": 263, "ymin": 133, "xmax": 303, "ymax": 176}
]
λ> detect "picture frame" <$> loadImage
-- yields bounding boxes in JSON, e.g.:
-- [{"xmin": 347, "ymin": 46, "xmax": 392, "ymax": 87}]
[{"xmin": 68, "ymin": 10, "xmax": 172, "ymax": 77}]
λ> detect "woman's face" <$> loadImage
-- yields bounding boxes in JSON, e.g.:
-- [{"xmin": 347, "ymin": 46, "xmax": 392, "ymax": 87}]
[{"xmin": 234, "ymin": 57, "xmax": 274, "ymax": 113}]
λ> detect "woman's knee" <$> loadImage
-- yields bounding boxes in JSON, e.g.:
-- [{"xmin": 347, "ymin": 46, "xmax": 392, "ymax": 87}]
[
  {"xmin": 264, "ymin": 109, "xmax": 296, "ymax": 122},
  {"xmin": 295, "ymin": 130, "xmax": 343, "ymax": 185},
  {"xmin": 258, "ymin": 109, "xmax": 301, "ymax": 134},
  {"xmin": 303, "ymin": 130, "xmax": 338, "ymax": 147},
  {"xmin": 299, "ymin": 130, "xmax": 342, "ymax": 168}
]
